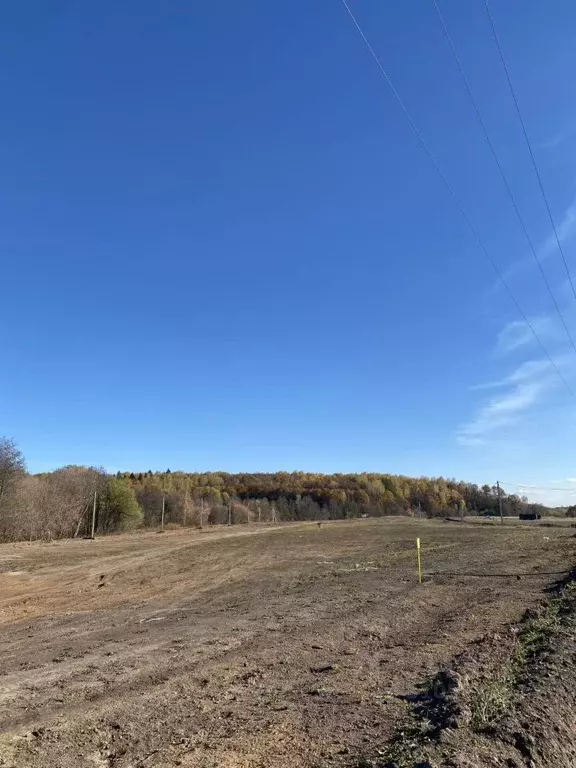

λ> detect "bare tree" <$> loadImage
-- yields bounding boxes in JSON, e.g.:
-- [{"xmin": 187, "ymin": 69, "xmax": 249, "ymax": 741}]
[
  {"xmin": 192, "ymin": 490, "xmax": 213, "ymax": 528},
  {"xmin": 0, "ymin": 438, "xmax": 26, "ymax": 539},
  {"xmin": 37, "ymin": 466, "xmax": 106, "ymax": 539},
  {"xmin": 0, "ymin": 438, "xmax": 25, "ymax": 505},
  {"xmin": 182, "ymin": 484, "xmax": 191, "ymax": 526},
  {"xmin": 197, "ymin": 497, "xmax": 205, "ymax": 528},
  {"xmin": 231, "ymin": 500, "xmax": 252, "ymax": 524}
]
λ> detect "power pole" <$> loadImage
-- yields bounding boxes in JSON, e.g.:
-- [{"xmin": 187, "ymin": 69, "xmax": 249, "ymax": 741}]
[
  {"xmin": 91, "ymin": 491, "xmax": 97, "ymax": 539},
  {"xmin": 161, "ymin": 495, "xmax": 165, "ymax": 530},
  {"xmin": 183, "ymin": 486, "xmax": 188, "ymax": 527},
  {"xmin": 497, "ymin": 481, "xmax": 504, "ymax": 525}
]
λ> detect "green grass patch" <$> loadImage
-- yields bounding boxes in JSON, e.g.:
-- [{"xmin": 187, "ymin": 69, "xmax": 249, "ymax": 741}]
[
  {"xmin": 470, "ymin": 581, "xmax": 575, "ymax": 732},
  {"xmin": 361, "ymin": 579, "xmax": 576, "ymax": 766}
]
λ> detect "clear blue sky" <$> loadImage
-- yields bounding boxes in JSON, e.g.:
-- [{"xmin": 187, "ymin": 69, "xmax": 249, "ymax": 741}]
[{"xmin": 3, "ymin": 1, "xmax": 576, "ymax": 503}]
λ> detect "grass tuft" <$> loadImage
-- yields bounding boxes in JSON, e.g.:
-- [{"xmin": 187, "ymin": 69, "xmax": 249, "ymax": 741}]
[{"xmin": 470, "ymin": 581, "xmax": 575, "ymax": 732}]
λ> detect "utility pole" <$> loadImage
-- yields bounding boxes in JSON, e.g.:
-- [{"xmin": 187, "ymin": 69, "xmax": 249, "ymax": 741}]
[
  {"xmin": 161, "ymin": 495, "xmax": 165, "ymax": 531},
  {"xmin": 91, "ymin": 491, "xmax": 97, "ymax": 539},
  {"xmin": 497, "ymin": 481, "xmax": 504, "ymax": 525}
]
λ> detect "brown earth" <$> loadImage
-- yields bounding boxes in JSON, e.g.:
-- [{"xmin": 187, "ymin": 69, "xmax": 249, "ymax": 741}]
[{"xmin": 0, "ymin": 518, "xmax": 573, "ymax": 768}]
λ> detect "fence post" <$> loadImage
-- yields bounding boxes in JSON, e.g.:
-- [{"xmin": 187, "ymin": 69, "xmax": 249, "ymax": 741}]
[{"xmin": 91, "ymin": 492, "xmax": 97, "ymax": 539}]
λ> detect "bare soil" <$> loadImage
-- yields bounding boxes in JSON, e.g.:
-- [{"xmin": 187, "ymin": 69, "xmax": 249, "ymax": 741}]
[{"xmin": 0, "ymin": 519, "xmax": 573, "ymax": 767}]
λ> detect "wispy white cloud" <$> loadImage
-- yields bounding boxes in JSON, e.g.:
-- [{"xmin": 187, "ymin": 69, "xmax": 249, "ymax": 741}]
[
  {"xmin": 540, "ymin": 198, "xmax": 576, "ymax": 261},
  {"xmin": 472, "ymin": 359, "xmax": 553, "ymax": 390},
  {"xmin": 506, "ymin": 358, "xmax": 553, "ymax": 383},
  {"xmin": 540, "ymin": 122, "xmax": 576, "ymax": 151},
  {"xmin": 461, "ymin": 184, "xmax": 576, "ymax": 459},
  {"xmin": 491, "ymin": 197, "xmax": 576, "ymax": 288},
  {"xmin": 456, "ymin": 345, "xmax": 571, "ymax": 447},
  {"xmin": 542, "ymin": 133, "xmax": 565, "ymax": 151},
  {"xmin": 495, "ymin": 316, "xmax": 557, "ymax": 355},
  {"xmin": 457, "ymin": 377, "xmax": 547, "ymax": 446}
]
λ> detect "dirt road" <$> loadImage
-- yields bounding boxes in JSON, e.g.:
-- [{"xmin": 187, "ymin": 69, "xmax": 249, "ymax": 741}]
[{"xmin": 0, "ymin": 519, "xmax": 572, "ymax": 767}]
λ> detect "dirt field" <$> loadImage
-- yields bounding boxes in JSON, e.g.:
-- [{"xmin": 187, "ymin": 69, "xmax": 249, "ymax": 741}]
[{"xmin": 0, "ymin": 518, "xmax": 573, "ymax": 767}]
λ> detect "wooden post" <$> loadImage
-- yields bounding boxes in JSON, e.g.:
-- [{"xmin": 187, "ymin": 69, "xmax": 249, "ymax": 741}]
[
  {"xmin": 258, "ymin": 502, "xmax": 261, "ymax": 524},
  {"xmin": 228, "ymin": 500, "xmax": 232, "ymax": 526},
  {"xmin": 161, "ymin": 496, "xmax": 165, "ymax": 530},
  {"xmin": 91, "ymin": 491, "xmax": 97, "ymax": 539},
  {"xmin": 416, "ymin": 538, "xmax": 422, "ymax": 584},
  {"xmin": 497, "ymin": 481, "xmax": 504, "ymax": 525}
]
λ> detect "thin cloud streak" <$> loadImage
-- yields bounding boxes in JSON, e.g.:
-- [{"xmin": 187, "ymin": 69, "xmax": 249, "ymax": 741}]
[
  {"xmin": 540, "ymin": 122, "xmax": 576, "ymax": 151},
  {"xmin": 490, "ymin": 196, "xmax": 576, "ymax": 289},
  {"xmin": 457, "ymin": 346, "xmax": 574, "ymax": 446},
  {"xmin": 495, "ymin": 316, "xmax": 556, "ymax": 355},
  {"xmin": 540, "ymin": 198, "xmax": 576, "ymax": 261},
  {"xmin": 457, "ymin": 378, "xmax": 547, "ymax": 445},
  {"xmin": 471, "ymin": 358, "xmax": 552, "ymax": 390}
]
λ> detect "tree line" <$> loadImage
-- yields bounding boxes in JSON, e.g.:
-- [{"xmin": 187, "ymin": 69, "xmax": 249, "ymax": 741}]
[
  {"xmin": 0, "ymin": 437, "xmax": 557, "ymax": 543},
  {"xmin": 0, "ymin": 439, "xmax": 142, "ymax": 542},
  {"xmin": 119, "ymin": 469, "xmax": 551, "ymax": 526}
]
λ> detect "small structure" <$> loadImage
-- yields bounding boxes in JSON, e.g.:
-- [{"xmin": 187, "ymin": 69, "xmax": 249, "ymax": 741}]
[{"xmin": 519, "ymin": 512, "xmax": 541, "ymax": 521}]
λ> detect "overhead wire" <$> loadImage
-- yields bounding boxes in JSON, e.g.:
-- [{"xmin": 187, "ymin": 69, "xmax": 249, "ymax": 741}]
[
  {"xmin": 339, "ymin": 0, "xmax": 576, "ymax": 399},
  {"xmin": 431, "ymin": 0, "xmax": 576, "ymax": 362},
  {"xmin": 483, "ymin": 0, "xmax": 576, "ymax": 303},
  {"xmin": 499, "ymin": 481, "xmax": 576, "ymax": 493}
]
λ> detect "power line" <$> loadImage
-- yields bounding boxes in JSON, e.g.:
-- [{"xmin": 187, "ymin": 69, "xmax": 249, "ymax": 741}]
[
  {"xmin": 339, "ymin": 0, "xmax": 576, "ymax": 399},
  {"xmin": 499, "ymin": 481, "xmax": 576, "ymax": 493},
  {"xmin": 431, "ymin": 0, "xmax": 576, "ymax": 362},
  {"xmin": 483, "ymin": 0, "xmax": 576, "ymax": 303}
]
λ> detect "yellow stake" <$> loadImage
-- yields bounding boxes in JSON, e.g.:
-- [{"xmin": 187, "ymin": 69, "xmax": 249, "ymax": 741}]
[{"xmin": 416, "ymin": 537, "xmax": 422, "ymax": 584}]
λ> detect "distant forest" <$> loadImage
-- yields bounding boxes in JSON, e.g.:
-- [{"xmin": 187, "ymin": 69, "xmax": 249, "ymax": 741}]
[
  {"xmin": 0, "ymin": 436, "xmax": 565, "ymax": 544},
  {"xmin": 118, "ymin": 469, "xmax": 555, "ymax": 527}
]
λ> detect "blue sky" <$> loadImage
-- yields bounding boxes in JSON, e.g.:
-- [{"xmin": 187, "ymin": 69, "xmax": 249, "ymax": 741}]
[{"xmin": 2, "ymin": 1, "xmax": 576, "ymax": 504}]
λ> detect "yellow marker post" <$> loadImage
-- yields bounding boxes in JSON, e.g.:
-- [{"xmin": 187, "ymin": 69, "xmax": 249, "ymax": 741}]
[{"xmin": 416, "ymin": 537, "xmax": 422, "ymax": 584}]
